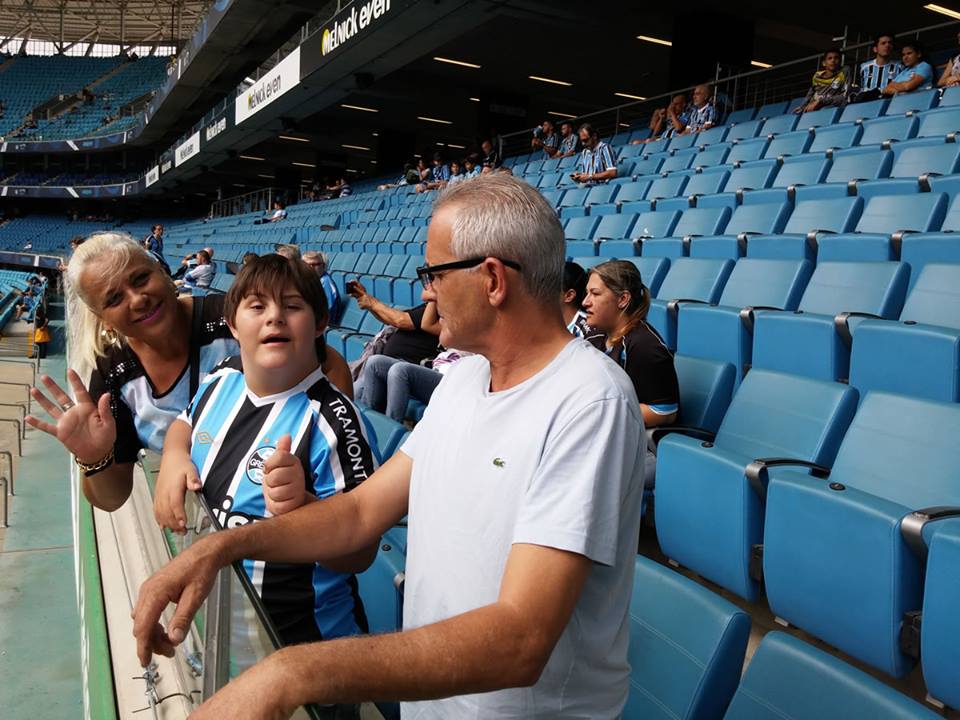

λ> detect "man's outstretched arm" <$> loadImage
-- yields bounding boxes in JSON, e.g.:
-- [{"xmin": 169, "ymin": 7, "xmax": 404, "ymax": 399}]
[
  {"xmin": 132, "ymin": 451, "xmax": 412, "ymax": 665},
  {"xmin": 190, "ymin": 542, "xmax": 593, "ymax": 719}
]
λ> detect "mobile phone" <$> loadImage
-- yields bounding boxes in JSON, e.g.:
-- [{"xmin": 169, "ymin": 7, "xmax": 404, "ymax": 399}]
[{"xmin": 346, "ymin": 279, "xmax": 360, "ymax": 294}]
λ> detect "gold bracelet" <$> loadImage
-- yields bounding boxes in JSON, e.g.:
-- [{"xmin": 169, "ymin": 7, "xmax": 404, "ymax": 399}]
[{"xmin": 75, "ymin": 448, "xmax": 115, "ymax": 475}]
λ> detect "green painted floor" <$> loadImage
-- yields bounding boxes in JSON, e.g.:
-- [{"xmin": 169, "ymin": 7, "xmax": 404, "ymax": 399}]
[{"xmin": 0, "ymin": 343, "xmax": 84, "ymax": 718}]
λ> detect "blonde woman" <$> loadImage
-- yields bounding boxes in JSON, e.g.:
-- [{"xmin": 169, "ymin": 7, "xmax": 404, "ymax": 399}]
[{"xmin": 26, "ymin": 233, "xmax": 352, "ymax": 515}]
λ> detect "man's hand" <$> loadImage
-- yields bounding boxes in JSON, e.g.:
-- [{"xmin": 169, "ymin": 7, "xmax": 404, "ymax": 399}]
[
  {"xmin": 187, "ymin": 651, "xmax": 296, "ymax": 719},
  {"xmin": 131, "ymin": 538, "xmax": 222, "ymax": 666},
  {"xmin": 263, "ymin": 435, "xmax": 307, "ymax": 516},
  {"xmin": 154, "ymin": 452, "xmax": 200, "ymax": 533}
]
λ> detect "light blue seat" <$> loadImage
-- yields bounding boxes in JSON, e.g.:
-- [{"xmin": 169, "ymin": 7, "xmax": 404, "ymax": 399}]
[
  {"xmin": 677, "ymin": 258, "xmax": 813, "ymax": 382},
  {"xmin": 673, "ymin": 355, "xmax": 736, "ymax": 434},
  {"xmin": 794, "ymin": 105, "xmax": 840, "ymax": 129},
  {"xmin": 660, "ymin": 148, "xmax": 699, "ymax": 174},
  {"xmin": 757, "ymin": 100, "xmax": 790, "ymax": 118},
  {"xmin": 764, "ymin": 392, "xmax": 960, "ymax": 678},
  {"xmin": 759, "ymin": 113, "xmax": 799, "ymax": 136},
  {"xmin": 721, "ymin": 159, "xmax": 778, "ymax": 194},
  {"xmin": 666, "ymin": 133, "xmax": 698, "ymax": 152},
  {"xmin": 357, "ymin": 525, "xmax": 407, "ymax": 637},
  {"xmin": 594, "ymin": 214, "xmax": 640, "ymax": 256},
  {"xmin": 839, "ymin": 97, "xmax": 889, "ymax": 122},
  {"xmin": 724, "ymin": 633, "xmax": 942, "ymax": 720},
  {"xmin": 624, "ymin": 256, "xmax": 670, "ymax": 296},
  {"xmin": 856, "ymin": 115, "xmax": 919, "ymax": 146},
  {"xmin": 751, "ymin": 261, "xmax": 910, "ymax": 381},
  {"xmin": 915, "ymin": 106, "xmax": 960, "ymax": 139},
  {"xmin": 696, "ymin": 125, "xmax": 729, "ymax": 146},
  {"xmin": 557, "ymin": 187, "xmax": 591, "ymax": 218},
  {"xmin": 857, "ymin": 138, "xmax": 960, "ymax": 197},
  {"xmin": 609, "ymin": 180, "xmax": 654, "ymax": 214},
  {"xmin": 646, "ymin": 258, "xmax": 734, "ymax": 348},
  {"xmin": 725, "ymin": 108, "xmax": 757, "ymax": 124},
  {"xmin": 901, "ymin": 233, "xmax": 960, "ymax": 290},
  {"xmin": 633, "ymin": 209, "xmax": 682, "ymax": 240},
  {"xmin": 569, "ymin": 255, "xmax": 607, "ymax": 269},
  {"xmin": 646, "ymin": 173, "xmax": 692, "ymax": 201},
  {"xmin": 624, "ymin": 557, "xmax": 750, "ymax": 720},
  {"xmin": 644, "ymin": 207, "xmax": 732, "ymax": 257},
  {"xmin": 809, "ymin": 123, "xmax": 862, "ymax": 152},
  {"xmin": 848, "ymin": 263, "xmax": 960, "ymax": 402},
  {"xmin": 583, "ymin": 184, "xmax": 620, "ymax": 215},
  {"xmin": 360, "ymin": 408, "xmax": 408, "ymax": 459},
  {"xmin": 817, "ymin": 192, "xmax": 948, "ymax": 261},
  {"xmin": 680, "ymin": 167, "xmax": 731, "ymax": 200},
  {"xmin": 726, "ymin": 119, "xmax": 763, "ymax": 142},
  {"xmin": 884, "ymin": 87, "xmax": 938, "ymax": 115},
  {"xmin": 747, "ymin": 196, "xmax": 863, "ymax": 260},
  {"xmin": 564, "ymin": 215, "xmax": 601, "ymax": 241},
  {"xmin": 630, "ymin": 155, "xmax": 665, "ymax": 177},
  {"xmin": 725, "ymin": 136, "xmax": 769, "ymax": 164},
  {"xmin": 655, "ymin": 368, "xmax": 857, "ymax": 600},
  {"xmin": 690, "ymin": 200, "xmax": 792, "ymax": 259},
  {"xmin": 922, "ymin": 521, "xmax": 960, "ymax": 711},
  {"xmin": 764, "ymin": 154, "xmax": 830, "ymax": 196},
  {"xmin": 691, "ymin": 143, "xmax": 731, "ymax": 168}
]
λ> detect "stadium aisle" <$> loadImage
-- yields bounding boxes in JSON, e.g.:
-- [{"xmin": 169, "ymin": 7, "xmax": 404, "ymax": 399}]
[{"xmin": 0, "ymin": 343, "xmax": 83, "ymax": 717}]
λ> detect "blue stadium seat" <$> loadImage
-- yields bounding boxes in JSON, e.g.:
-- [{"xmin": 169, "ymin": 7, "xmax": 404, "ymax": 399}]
[
  {"xmin": 357, "ymin": 525, "xmax": 407, "ymax": 636},
  {"xmin": 630, "ymin": 155, "xmax": 666, "ymax": 177},
  {"xmin": 646, "ymin": 258, "xmax": 734, "ymax": 348},
  {"xmin": 757, "ymin": 100, "xmax": 790, "ymax": 118},
  {"xmin": 696, "ymin": 125, "xmax": 729, "ymax": 146},
  {"xmin": 624, "ymin": 557, "xmax": 750, "ymax": 720},
  {"xmin": 584, "ymin": 184, "xmax": 620, "ymax": 215},
  {"xmin": 856, "ymin": 114, "xmax": 919, "ymax": 146},
  {"xmin": 764, "ymin": 392, "xmax": 960, "ymax": 678},
  {"xmin": 673, "ymin": 354, "xmax": 736, "ymax": 434},
  {"xmin": 921, "ymin": 521, "xmax": 960, "ymax": 711},
  {"xmin": 624, "ymin": 256, "xmax": 670, "ymax": 296},
  {"xmin": 766, "ymin": 153, "xmax": 829, "ymax": 193},
  {"xmin": 726, "ymin": 119, "xmax": 763, "ymax": 142},
  {"xmin": 360, "ymin": 409, "xmax": 408, "ymax": 460},
  {"xmin": 858, "ymin": 138, "xmax": 960, "ymax": 197},
  {"xmin": 633, "ymin": 209, "xmax": 683, "ymax": 239},
  {"xmin": 915, "ymin": 106, "xmax": 960, "ymax": 139},
  {"xmin": 677, "ymin": 258, "xmax": 813, "ymax": 381},
  {"xmin": 569, "ymin": 255, "xmax": 607, "ymax": 269},
  {"xmin": 937, "ymin": 85, "xmax": 960, "ymax": 107},
  {"xmin": 644, "ymin": 207, "xmax": 731, "ymax": 257},
  {"xmin": 884, "ymin": 87, "xmax": 938, "ymax": 116},
  {"xmin": 692, "ymin": 143, "xmax": 732, "ymax": 168},
  {"xmin": 794, "ymin": 106, "xmax": 840, "ymax": 129},
  {"xmin": 901, "ymin": 233, "xmax": 960, "ymax": 290},
  {"xmin": 726, "ymin": 137, "xmax": 769, "ymax": 164},
  {"xmin": 666, "ymin": 133, "xmax": 698, "ymax": 152},
  {"xmin": 646, "ymin": 173, "xmax": 692, "ymax": 201},
  {"xmin": 809, "ymin": 123, "xmax": 862, "ymax": 152},
  {"xmin": 817, "ymin": 192, "xmax": 948, "ymax": 261},
  {"xmin": 681, "ymin": 167, "xmax": 731, "ymax": 199},
  {"xmin": 724, "ymin": 633, "xmax": 941, "ymax": 720},
  {"xmin": 751, "ymin": 261, "xmax": 910, "ymax": 381},
  {"xmin": 564, "ymin": 215, "xmax": 601, "ymax": 240},
  {"xmin": 721, "ymin": 159, "xmax": 779, "ymax": 194},
  {"xmin": 558, "ymin": 187, "xmax": 591, "ymax": 218},
  {"xmin": 655, "ymin": 368, "xmax": 857, "ymax": 600},
  {"xmin": 660, "ymin": 149, "xmax": 699, "ymax": 173},
  {"xmin": 595, "ymin": 213, "xmax": 640, "ymax": 241},
  {"xmin": 725, "ymin": 108, "xmax": 757, "ymax": 124},
  {"xmin": 609, "ymin": 180, "xmax": 654, "ymax": 214},
  {"xmin": 747, "ymin": 196, "xmax": 863, "ymax": 260},
  {"xmin": 689, "ymin": 201, "xmax": 793, "ymax": 259},
  {"xmin": 618, "ymin": 144, "xmax": 645, "ymax": 160},
  {"xmin": 839, "ymin": 97, "xmax": 889, "ymax": 122},
  {"xmin": 759, "ymin": 113, "xmax": 799, "ymax": 136}
]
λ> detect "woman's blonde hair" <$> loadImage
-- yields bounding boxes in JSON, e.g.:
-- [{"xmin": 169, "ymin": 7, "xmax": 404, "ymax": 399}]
[
  {"xmin": 589, "ymin": 260, "xmax": 650, "ymax": 340},
  {"xmin": 66, "ymin": 231, "xmax": 166, "ymax": 372}
]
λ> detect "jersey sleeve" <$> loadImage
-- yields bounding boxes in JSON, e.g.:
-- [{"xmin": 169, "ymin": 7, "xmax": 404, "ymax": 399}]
[
  {"xmin": 512, "ymin": 396, "xmax": 642, "ymax": 566},
  {"xmin": 311, "ymin": 391, "xmax": 378, "ymax": 498},
  {"xmin": 88, "ymin": 363, "xmax": 143, "ymax": 464}
]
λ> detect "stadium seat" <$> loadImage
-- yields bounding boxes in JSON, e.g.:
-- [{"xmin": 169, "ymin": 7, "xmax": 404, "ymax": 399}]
[
  {"xmin": 357, "ymin": 525, "xmax": 407, "ymax": 636},
  {"xmin": 794, "ymin": 106, "xmax": 840, "ymax": 129},
  {"xmin": 725, "ymin": 108, "xmax": 757, "ymax": 124},
  {"xmin": 915, "ymin": 106, "xmax": 960, "ymax": 139},
  {"xmin": 750, "ymin": 261, "xmax": 910, "ymax": 381},
  {"xmin": 901, "ymin": 233, "xmax": 960, "ymax": 290},
  {"xmin": 839, "ymin": 97, "xmax": 889, "ymax": 123},
  {"xmin": 856, "ymin": 115, "xmax": 918, "ymax": 146},
  {"xmin": 667, "ymin": 133, "xmax": 698, "ymax": 152},
  {"xmin": 624, "ymin": 557, "xmax": 750, "ymax": 720},
  {"xmin": 677, "ymin": 258, "xmax": 813, "ymax": 381},
  {"xmin": 673, "ymin": 355, "xmax": 736, "ymax": 434},
  {"xmin": 724, "ymin": 633, "xmax": 941, "ymax": 720},
  {"xmin": 360, "ymin": 409, "xmax": 408, "ymax": 460},
  {"xmin": 655, "ymin": 368, "xmax": 857, "ymax": 600},
  {"xmin": 692, "ymin": 143, "xmax": 731, "ymax": 168},
  {"xmin": 921, "ymin": 520, "xmax": 960, "ymax": 711},
  {"xmin": 809, "ymin": 122, "xmax": 862, "ymax": 153},
  {"xmin": 643, "ymin": 207, "xmax": 731, "ymax": 257},
  {"xmin": 884, "ymin": 87, "xmax": 938, "ymax": 116},
  {"xmin": 765, "ymin": 153, "xmax": 829, "ymax": 194},
  {"xmin": 801, "ymin": 146, "xmax": 893, "ymax": 198},
  {"xmin": 759, "ymin": 113, "xmax": 799, "ymax": 136},
  {"xmin": 646, "ymin": 258, "xmax": 734, "ymax": 348},
  {"xmin": 558, "ymin": 187, "xmax": 591, "ymax": 218},
  {"xmin": 646, "ymin": 173, "xmax": 692, "ymax": 202},
  {"xmin": 764, "ymin": 392, "xmax": 960, "ymax": 678},
  {"xmin": 689, "ymin": 201, "xmax": 793, "ymax": 259},
  {"xmin": 624, "ymin": 256, "xmax": 670, "ymax": 296},
  {"xmin": 757, "ymin": 100, "xmax": 790, "ymax": 118},
  {"xmin": 747, "ymin": 196, "xmax": 863, "ymax": 260},
  {"xmin": 660, "ymin": 149, "xmax": 698, "ymax": 173},
  {"xmin": 857, "ymin": 138, "xmax": 960, "ymax": 198},
  {"xmin": 725, "ymin": 137, "xmax": 769, "ymax": 165}
]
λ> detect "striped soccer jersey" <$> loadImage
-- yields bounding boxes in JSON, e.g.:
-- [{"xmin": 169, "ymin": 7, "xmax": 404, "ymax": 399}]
[{"xmin": 181, "ymin": 357, "xmax": 379, "ymax": 644}]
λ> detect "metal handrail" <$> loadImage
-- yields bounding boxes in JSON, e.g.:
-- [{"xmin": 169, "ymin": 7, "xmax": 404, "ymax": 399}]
[
  {"xmin": 0, "ymin": 381, "xmax": 31, "ymax": 413},
  {"xmin": 0, "ymin": 476, "xmax": 7, "ymax": 527},
  {"xmin": 0, "ymin": 450, "xmax": 14, "ymax": 495},
  {"xmin": 0, "ymin": 419, "xmax": 23, "ymax": 457},
  {"xmin": 0, "ymin": 403, "xmax": 27, "ymax": 438},
  {"xmin": 0, "ymin": 358, "xmax": 37, "ymax": 386}
]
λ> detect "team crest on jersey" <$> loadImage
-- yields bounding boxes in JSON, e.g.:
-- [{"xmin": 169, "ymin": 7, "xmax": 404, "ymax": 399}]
[{"xmin": 245, "ymin": 445, "xmax": 275, "ymax": 485}]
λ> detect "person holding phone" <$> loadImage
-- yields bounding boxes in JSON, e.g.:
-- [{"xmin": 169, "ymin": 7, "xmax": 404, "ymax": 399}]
[{"xmin": 571, "ymin": 123, "xmax": 618, "ymax": 185}]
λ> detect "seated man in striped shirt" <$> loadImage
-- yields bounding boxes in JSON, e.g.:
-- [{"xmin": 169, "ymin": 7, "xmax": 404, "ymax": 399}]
[
  {"xmin": 851, "ymin": 32, "xmax": 903, "ymax": 103},
  {"xmin": 155, "ymin": 254, "xmax": 378, "ymax": 650},
  {"xmin": 571, "ymin": 122, "xmax": 618, "ymax": 185},
  {"xmin": 682, "ymin": 83, "xmax": 718, "ymax": 134}
]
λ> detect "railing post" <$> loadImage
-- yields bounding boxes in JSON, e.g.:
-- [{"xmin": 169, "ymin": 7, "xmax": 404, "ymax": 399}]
[
  {"xmin": 0, "ymin": 476, "xmax": 7, "ymax": 527},
  {"xmin": 201, "ymin": 566, "xmax": 232, "ymax": 702}
]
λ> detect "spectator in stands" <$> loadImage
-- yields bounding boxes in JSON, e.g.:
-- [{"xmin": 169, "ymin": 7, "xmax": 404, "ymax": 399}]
[
  {"xmin": 882, "ymin": 41, "xmax": 933, "ymax": 96},
  {"xmin": 562, "ymin": 261, "xmax": 595, "ymax": 338},
  {"xmin": 144, "ymin": 224, "xmax": 164, "ymax": 257},
  {"xmin": 378, "ymin": 163, "xmax": 420, "ymax": 190},
  {"xmin": 242, "ymin": 251, "xmax": 258, "ymax": 265},
  {"xmin": 856, "ymin": 32, "xmax": 902, "ymax": 99},
  {"xmin": 361, "ymin": 346, "xmax": 471, "ymax": 422},
  {"xmin": 446, "ymin": 159, "xmax": 466, "ymax": 187},
  {"xmin": 415, "ymin": 157, "xmax": 430, "ymax": 182},
  {"xmin": 938, "ymin": 31, "xmax": 960, "ymax": 87},
  {"xmin": 416, "ymin": 152, "xmax": 450, "ymax": 193},
  {"xmin": 132, "ymin": 173, "xmax": 645, "ymax": 718},
  {"xmin": 556, "ymin": 120, "xmax": 581, "ymax": 157},
  {"xmin": 33, "ymin": 300, "xmax": 50, "ymax": 360},
  {"xmin": 683, "ymin": 84, "xmax": 718, "ymax": 133},
  {"xmin": 571, "ymin": 123, "xmax": 617, "ymax": 185},
  {"xmin": 26, "ymin": 233, "xmax": 352, "ymax": 514},
  {"xmin": 155, "ymin": 255, "xmax": 375, "ymax": 658},
  {"xmin": 531, "ymin": 119, "xmax": 560, "ymax": 158},
  {"xmin": 463, "ymin": 153, "xmax": 482, "ymax": 179},
  {"xmin": 175, "ymin": 249, "xmax": 214, "ymax": 291},
  {"xmin": 303, "ymin": 250, "xmax": 342, "ymax": 324},
  {"xmin": 256, "ymin": 200, "xmax": 287, "ymax": 224},
  {"xmin": 276, "ymin": 244, "xmax": 301, "ymax": 260},
  {"xmin": 480, "ymin": 138, "xmax": 500, "ymax": 171},
  {"xmin": 327, "ymin": 177, "xmax": 352, "ymax": 198},
  {"xmin": 582, "ymin": 260, "xmax": 679, "ymax": 486},
  {"xmin": 794, "ymin": 48, "xmax": 850, "ymax": 113},
  {"xmin": 634, "ymin": 93, "xmax": 689, "ymax": 143}
]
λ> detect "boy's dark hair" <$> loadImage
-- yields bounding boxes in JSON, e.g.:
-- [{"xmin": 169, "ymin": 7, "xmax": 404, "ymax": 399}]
[
  {"xmin": 578, "ymin": 122, "xmax": 598, "ymax": 138},
  {"xmin": 901, "ymin": 39, "xmax": 923, "ymax": 56},
  {"xmin": 874, "ymin": 32, "xmax": 895, "ymax": 48},
  {"xmin": 824, "ymin": 47, "xmax": 842, "ymax": 59},
  {"xmin": 197, "ymin": 250, "xmax": 211, "ymax": 263},
  {"xmin": 563, "ymin": 261, "xmax": 588, "ymax": 307},
  {"xmin": 225, "ymin": 254, "xmax": 329, "ymax": 329}
]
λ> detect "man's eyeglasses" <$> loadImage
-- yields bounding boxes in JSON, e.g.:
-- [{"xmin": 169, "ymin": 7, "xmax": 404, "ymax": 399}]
[{"xmin": 416, "ymin": 256, "xmax": 523, "ymax": 288}]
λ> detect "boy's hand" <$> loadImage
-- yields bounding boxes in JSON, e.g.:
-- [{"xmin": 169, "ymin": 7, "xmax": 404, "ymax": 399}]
[
  {"xmin": 154, "ymin": 454, "xmax": 201, "ymax": 534},
  {"xmin": 262, "ymin": 435, "xmax": 306, "ymax": 516}
]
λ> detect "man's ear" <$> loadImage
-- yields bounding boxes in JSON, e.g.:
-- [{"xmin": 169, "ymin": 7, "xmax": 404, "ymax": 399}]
[
  {"xmin": 226, "ymin": 319, "xmax": 240, "ymax": 342},
  {"xmin": 562, "ymin": 288, "xmax": 577, "ymax": 304}
]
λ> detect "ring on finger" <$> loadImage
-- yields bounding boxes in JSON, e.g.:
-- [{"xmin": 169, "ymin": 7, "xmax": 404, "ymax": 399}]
[{"xmin": 60, "ymin": 400, "xmax": 75, "ymax": 411}]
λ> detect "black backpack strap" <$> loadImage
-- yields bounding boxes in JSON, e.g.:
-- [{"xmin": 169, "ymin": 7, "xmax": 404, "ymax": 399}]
[{"xmin": 189, "ymin": 295, "xmax": 204, "ymax": 398}]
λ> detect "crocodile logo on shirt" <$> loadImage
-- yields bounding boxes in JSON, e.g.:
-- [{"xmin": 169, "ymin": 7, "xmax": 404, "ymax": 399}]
[{"xmin": 493, "ymin": 457, "xmax": 505, "ymax": 468}]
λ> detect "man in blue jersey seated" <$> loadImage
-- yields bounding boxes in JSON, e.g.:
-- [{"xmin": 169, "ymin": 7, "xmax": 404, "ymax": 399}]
[
  {"xmin": 134, "ymin": 173, "xmax": 645, "ymax": 720},
  {"xmin": 153, "ymin": 254, "xmax": 378, "ymax": 653}
]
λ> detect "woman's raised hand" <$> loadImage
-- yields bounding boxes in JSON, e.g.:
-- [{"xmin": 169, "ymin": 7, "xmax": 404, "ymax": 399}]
[{"xmin": 26, "ymin": 369, "xmax": 116, "ymax": 464}]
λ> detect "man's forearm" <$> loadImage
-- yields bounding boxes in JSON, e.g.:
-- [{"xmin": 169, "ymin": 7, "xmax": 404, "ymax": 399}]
[
  {"xmin": 365, "ymin": 298, "xmax": 414, "ymax": 329},
  {"xmin": 272, "ymin": 602, "xmax": 545, "ymax": 710}
]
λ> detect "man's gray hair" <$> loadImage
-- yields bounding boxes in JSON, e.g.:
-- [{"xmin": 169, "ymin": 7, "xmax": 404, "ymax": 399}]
[{"xmin": 433, "ymin": 173, "xmax": 564, "ymax": 305}]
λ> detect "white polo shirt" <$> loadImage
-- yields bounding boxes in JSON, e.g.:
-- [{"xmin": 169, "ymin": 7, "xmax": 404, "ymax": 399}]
[{"xmin": 400, "ymin": 338, "xmax": 645, "ymax": 719}]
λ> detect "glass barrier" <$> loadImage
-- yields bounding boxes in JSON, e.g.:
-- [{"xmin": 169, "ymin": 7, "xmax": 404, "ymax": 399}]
[{"xmin": 138, "ymin": 450, "xmax": 325, "ymax": 720}]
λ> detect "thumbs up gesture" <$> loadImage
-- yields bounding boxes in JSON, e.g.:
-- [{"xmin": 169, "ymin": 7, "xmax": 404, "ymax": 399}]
[{"xmin": 262, "ymin": 435, "xmax": 306, "ymax": 516}]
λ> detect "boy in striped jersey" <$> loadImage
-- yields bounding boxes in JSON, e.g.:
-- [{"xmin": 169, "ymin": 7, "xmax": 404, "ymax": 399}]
[{"xmin": 155, "ymin": 254, "xmax": 379, "ymax": 647}]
